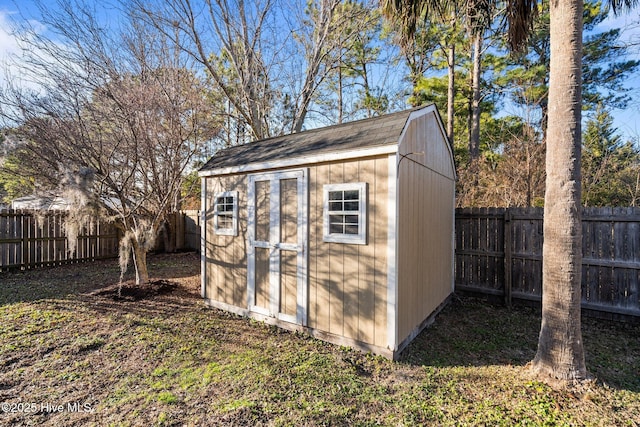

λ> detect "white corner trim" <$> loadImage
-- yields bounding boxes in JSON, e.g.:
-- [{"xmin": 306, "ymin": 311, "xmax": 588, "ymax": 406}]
[
  {"xmin": 198, "ymin": 145, "xmax": 397, "ymax": 177},
  {"xmin": 451, "ymin": 188, "xmax": 456, "ymax": 293},
  {"xmin": 387, "ymin": 153, "xmax": 398, "ymax": 351},
  {"xmin": 200, "ymin": 178, "xmax": 207, "ymax": 299}
]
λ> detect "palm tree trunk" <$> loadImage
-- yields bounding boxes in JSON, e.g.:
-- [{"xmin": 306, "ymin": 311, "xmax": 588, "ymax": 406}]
[{"xmin": 532, "ymin": 0, "xmax": 587, "ymax": 381}]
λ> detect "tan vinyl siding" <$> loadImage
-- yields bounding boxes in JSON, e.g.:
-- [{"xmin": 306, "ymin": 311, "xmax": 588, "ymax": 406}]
[
  {"xmin": 396, "ymin": 112, "xmax": 455, "ymax": 343},
  {"xmin": 204, "ymin": 175, "xmax": 248, "ymax": 308},
  {"xmin": 308, "ymin": 157, "xmax": 388, "ymax": 347},
  {"xmin": 205, "ymin": 158, "xmax": 389, "ymax": 349}
]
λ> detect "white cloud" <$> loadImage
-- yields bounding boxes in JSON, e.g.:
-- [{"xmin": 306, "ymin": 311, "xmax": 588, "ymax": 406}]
[
  {"xmin": 0, "ymin": 8, "xmax": 53, "ymax": 126},
  {"xmin": 0, "ymin": 10, "xmax": 20, "ymax": 60},
  {"xmin": 600, "ymin": 6, "xmax": 640, "ymax": 54}
]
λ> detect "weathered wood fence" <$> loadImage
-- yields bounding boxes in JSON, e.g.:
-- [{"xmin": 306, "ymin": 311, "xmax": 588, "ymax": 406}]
[
  {"xmin": 0, "ymin": 209, "xmax": 120, "ymax": 271},
  {"xmin": 0, "ymin": 209, "xmax": 203, "ymax": 272},
  {"xmin": 180, "ymin": 210, "xmax": 201, "ymax": 251},
  {"xmin": 456, "ymin": 207, "xmax": 640, "ymax": 319}
]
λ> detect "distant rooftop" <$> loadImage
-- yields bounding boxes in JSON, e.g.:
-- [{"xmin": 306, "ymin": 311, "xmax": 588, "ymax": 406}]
[{"xmin": 200, "ymin": 107, "xmax": 428, "ymax": 172}]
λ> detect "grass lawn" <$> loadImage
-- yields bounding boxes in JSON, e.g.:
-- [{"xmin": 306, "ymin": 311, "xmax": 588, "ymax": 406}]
[{"xmin": 0, "ymin": 252, "xmax": 638, "ymax": 426}]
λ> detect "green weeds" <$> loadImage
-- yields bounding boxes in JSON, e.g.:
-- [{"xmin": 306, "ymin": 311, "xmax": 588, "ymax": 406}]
[{"xmin": 0, "ymin": 255, "xmax": 638, "ymax": 426}]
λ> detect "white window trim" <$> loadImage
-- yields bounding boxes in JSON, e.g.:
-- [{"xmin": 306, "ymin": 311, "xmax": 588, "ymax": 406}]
[
  {"xmin": 213, "ymin": 190, "xmax": 238, "ymax": 236},
  {"xmin": 323, "ymin": 182, "xmax": 367, "ymax": 245}
]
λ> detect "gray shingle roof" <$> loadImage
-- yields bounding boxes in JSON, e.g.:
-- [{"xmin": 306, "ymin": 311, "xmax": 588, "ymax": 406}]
[{"xmin": 200, "ymin": 107, "xmax": 426, "ymax": 171}]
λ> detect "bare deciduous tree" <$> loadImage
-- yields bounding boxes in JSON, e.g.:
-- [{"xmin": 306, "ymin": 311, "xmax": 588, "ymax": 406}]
[
  {"xmin": 133, "ymin": 0, "xmax": 279, "ymax": 140},
  {"xmin": 0, "ymin": 0, "xmax": 221, "ymax": 288},
  {"xmin": 134, "ymin": 0, "xmax": 386, "ymax": 138}
]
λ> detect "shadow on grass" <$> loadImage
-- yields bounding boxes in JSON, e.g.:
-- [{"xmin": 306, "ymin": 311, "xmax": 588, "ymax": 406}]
[
  {"xmin": 400, "ymin": 295, "xmax": 640, "ymax": 393},
  {"xmin": 0, "ymin": 252, "xmax": 200, "ymax": 305}
]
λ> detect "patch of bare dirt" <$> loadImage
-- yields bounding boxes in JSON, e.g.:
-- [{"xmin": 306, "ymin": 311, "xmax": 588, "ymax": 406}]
[{"xmin": 91, "ymin": 279, "xmax": 179, "ymax": 301}]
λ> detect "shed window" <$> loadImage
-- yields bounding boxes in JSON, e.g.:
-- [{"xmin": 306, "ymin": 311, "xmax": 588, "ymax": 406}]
[
  {"xmin": 323, "ymin": 183, "xmax": 367, "ymax": 244},
  {"xmin": 213, "ymin": 191, "xmax": 238, "ymax": 236}
]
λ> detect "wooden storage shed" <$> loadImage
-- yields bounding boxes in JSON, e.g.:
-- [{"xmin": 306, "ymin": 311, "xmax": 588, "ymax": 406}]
[{"xmin": 198, "ymin": 105, "xmax": 456, "ymax": 359}]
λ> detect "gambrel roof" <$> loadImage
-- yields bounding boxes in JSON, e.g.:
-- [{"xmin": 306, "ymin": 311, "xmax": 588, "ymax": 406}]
[{"xmin": 200, "ymin": 107, "xmax": 430, "ymax": 174}]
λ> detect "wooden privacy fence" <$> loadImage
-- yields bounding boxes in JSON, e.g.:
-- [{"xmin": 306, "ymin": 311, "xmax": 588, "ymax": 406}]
[
  {"xmin": 180, "ymin": 210, "xmax": 201, "ymax": 251},
  {"xmin": 456, "ymin": 207, "xmax": 640, "ymax": 319},
  {"xmin": 0, "ymin": 209, "xmax": 120, "ymax": 271},
  {"xmin": 1, "ymin": 210, "xmax": 202, "ymax": 272}
]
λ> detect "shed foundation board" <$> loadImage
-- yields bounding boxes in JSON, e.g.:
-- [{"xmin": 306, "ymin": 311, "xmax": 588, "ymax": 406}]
[{"xmin": 204, "ymin": 298, "xmax": 394, "ymax": 359}]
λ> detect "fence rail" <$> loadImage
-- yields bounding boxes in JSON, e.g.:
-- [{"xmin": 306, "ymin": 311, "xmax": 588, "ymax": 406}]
[{"xmin": 456, "ymin": 207, "xmax": 640, "ymax": 320}]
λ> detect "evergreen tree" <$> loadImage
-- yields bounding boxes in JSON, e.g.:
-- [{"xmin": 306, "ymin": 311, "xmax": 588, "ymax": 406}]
[
  {"xmin": 500, "ymin": 0, "xmax": 640, "ymax": 135},
  {"xmin": 582, "ymin": 106, "xmax": 640, "ymax": 206}
]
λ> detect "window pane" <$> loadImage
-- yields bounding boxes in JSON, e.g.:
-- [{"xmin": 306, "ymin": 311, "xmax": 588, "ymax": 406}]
[
  {"xmin": 329, "ymin": 191, "xmax": 342, "ymax": 201},
  {"xmin": 214, "ymin": 191, "xmax": 237, "ymax": 235},
  {"xmin": 344, "ymin": 201, "xmax": 359, "ymax": 211},
  {"xmin": 323, "ymin": 184, "xmax": 366, "ymax": 243},
  {"xmin": 329, "ymin": 223, "xmax": 343, "ymax": 234},
  {"xmin": 329, "ymin": 201, "xmax": 343, "ymax": 211},
  {"xmin": 344, "ymin": 190, "xmax": 359, "ymax": 200},
  {"xmin": 345, "ymin": 225, "xmax": 359, "ymax": 234},
  {"xmin": 345, "ymin": 215, "xmax": 359, "ymax": 224},
  {"xmin": 217, "ymin": 215, "xmax": 232, "ymax": 229},
  {"xmin": 329, "ymin": 214, "xmax": 343, "ymax": 224}
]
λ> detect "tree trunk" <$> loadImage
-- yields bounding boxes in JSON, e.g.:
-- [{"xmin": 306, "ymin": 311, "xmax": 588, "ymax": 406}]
[
  {"xmin": 132, "ymin": 241, "xmax": 149, "ymax": 286},
  {"xmin": 469, "ymin": 32, "xmax": 482, "ymax": 160},
  {"xmin": 338, "ymin": 62, "xmax": 343, "ymax": 124},
  {"xmin": 292, "ymin": 0, "xmax": 340, "ymax": 133},
  {"xmin": 446, "ymin": 44, "xmax": 455, "ymax": 144},
  {"xmin": 532, "ymin": 0, "xmax": 587, "ymax": 381}
]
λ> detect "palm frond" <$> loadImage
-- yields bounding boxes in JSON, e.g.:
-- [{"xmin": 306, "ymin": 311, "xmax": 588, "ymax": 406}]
[
  {"xmin": 608, "ymin": 0, "xmax": 640, "ymax": 15},
  {"xmin": 380, "ymin": 0, "xmax": 454, "ymax": 44},
  {"xmin": 506, "ymin": 0, "xmax": 538, "ymax": 51}
]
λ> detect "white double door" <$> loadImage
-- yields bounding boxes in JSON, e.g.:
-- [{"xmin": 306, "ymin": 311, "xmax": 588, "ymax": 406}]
[{"xmin": 247, "ymin": 170, "xmax": 307, "ymax": 325}]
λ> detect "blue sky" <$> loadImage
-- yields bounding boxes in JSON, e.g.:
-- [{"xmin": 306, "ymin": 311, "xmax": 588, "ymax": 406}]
[
  {"xmin": 599, "ymin": 10, "xmax": 640, "ymax": 141},
  {"xmin": 0, "ymin": 0, "xmax": 639, "ymax": 141}
]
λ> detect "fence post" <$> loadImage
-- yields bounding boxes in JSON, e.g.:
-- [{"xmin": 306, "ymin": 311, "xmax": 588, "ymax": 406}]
[
  {"xmin": 504, "ymin": 209, "xmax": 512, "ymax": 307},
  {"xmin": 21, "ymin": 210, "xmax": 29, "ymax": 269}
]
